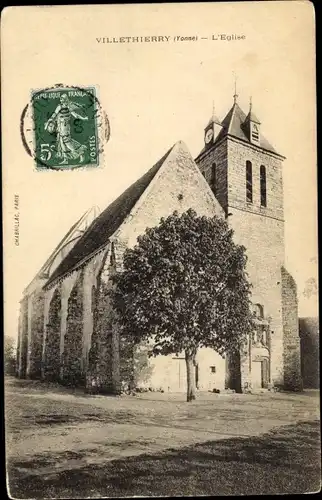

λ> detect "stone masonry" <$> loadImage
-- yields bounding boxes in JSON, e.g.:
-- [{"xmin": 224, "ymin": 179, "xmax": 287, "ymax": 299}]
[{"xmin": 282, "ymin": 267, "xmax": 303, "ymax": 390}]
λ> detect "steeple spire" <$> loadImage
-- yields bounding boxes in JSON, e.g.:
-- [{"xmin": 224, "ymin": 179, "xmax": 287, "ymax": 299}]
[
  {"xmin": 205, "ymin": 100, "xmax": 221, "ymax": 127},
  {"xmin": 233, "ymin": 73, "xmax": 238, "ymax": 104},
  {"xmin": 246, "ymin": 96, "xmax": 261, "ymax": 125}
]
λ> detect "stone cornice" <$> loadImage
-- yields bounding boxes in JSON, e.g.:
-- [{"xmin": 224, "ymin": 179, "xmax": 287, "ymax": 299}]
[{"xmin": 195, "ymin": 135, "xmax": 285, "ymax": 163}]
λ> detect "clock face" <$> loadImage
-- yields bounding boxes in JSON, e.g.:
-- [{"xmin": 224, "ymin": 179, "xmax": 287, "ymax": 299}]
[{"xmin": 205, "ymin": 128, "xmax": 214, "ymax": 144}]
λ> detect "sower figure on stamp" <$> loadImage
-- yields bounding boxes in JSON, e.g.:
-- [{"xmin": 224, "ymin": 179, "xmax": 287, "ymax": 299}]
[{"xmin": 45, "ymin": 94, "xmax": 88, "ymax": 165}]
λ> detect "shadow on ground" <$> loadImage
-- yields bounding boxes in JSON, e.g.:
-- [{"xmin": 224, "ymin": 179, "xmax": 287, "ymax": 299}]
[
  {"xmin": 7, "ymin": 420, "xmax": 321, "ymax": 498},
  {"xmin": 5, "ymin": 377, "xmax": 92, "ymax": 397}
]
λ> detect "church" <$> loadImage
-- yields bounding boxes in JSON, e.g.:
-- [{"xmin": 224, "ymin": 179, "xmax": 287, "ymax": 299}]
[{"xmin": 16, "ymin": 93, "xmax": 302, "ymax": 394}]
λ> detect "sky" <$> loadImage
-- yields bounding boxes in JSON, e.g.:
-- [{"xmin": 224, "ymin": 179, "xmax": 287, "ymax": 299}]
[{"xmin": 2, "ymin": 3, "xmax": 318, "ymax": 341}]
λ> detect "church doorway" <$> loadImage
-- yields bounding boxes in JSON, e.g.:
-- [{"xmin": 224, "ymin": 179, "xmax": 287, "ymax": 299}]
[
  {"xmin": 177, "ymin": 358, "xmax": 187, "ymax": 392},
  {"xmin": 252, "ymin": 361, "xmax": 262, "ymax": 390},
  {"xmin": 252, "ymin": 358, "xmax": 269, "ymax": 389},
  {"xmin": 171, "ymin": 357, "xmax": 187, "ymax": 392}
]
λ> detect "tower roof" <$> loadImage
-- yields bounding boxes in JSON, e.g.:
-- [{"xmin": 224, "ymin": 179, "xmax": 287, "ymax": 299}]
[
  {"xmin": 205, "ymin": 101, "xmax": 222, "ymax": 128},
  {"xmin": 245, "ymin": 109, "xmax": 261, "ymax": 124},
  {"xmin": 206, "ymin": 113, "xmax": 221, "ymax": 128},
  {"xmin": 197, "ymin": 101, "xmax": 281, "ymax": 157},
  {"xmin": 220, "ymin": 102, "xmax": 247, "ymax": 140}
]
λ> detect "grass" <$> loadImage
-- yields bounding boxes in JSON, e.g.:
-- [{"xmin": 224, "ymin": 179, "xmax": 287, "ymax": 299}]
[
  {"xmin": 5, "ymin": 377, "xmax": 321, "ymax": 498},
  {"xmin": 7, "ymin": 421, "xmax": 321, "ymax": 497}
]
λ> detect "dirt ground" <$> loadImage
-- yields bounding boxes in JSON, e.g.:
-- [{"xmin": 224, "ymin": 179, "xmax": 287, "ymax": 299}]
[{"xmin": 5, "ymin": 377, "xmax": 321, "ymax": 497}]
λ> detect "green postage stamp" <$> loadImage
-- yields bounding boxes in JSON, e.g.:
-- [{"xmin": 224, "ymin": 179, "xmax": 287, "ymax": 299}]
[{"xmin": 29, "ymin": 86, "xmax": 103, "ymax": 170}]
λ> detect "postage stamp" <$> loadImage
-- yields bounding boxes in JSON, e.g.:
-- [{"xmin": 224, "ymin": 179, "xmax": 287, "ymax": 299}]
[{"xmin": 21, "ymin": 85, "xmax": 110, "ymax": 170}]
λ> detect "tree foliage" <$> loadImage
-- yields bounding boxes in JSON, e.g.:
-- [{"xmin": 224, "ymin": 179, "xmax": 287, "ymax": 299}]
[
  {"xmin": 4, "ymin": 336, "xmax": 16, "ymax": 375},
  {"xmin": 112, "ymin": 209, "xmax": 254, "ymax": 400}
]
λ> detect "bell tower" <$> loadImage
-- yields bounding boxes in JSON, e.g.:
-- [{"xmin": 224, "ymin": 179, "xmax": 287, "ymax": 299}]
[
  {"xmin": 195, "ymin": 91, "xmax": 301, "ymax": 392},
  {"xmin": 195, "ymin": 94, "xmax": 285, "ymax": 219}
]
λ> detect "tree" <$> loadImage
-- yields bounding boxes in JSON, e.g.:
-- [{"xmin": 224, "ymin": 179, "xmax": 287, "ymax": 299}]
[
  {"xmin": 4, "ymin": 336, "xmax": 16, "ymax": 375},
  {"xmin": 112, "ymin": 209, "xmax": 254, "ymax": 402}
]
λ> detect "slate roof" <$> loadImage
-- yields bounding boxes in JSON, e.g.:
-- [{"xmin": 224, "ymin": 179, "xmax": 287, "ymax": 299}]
[
  {"xmin": 197, "ymin": 102, "xmax": 281, "ymax": 158},
  {"xmin": 40, "ymin": 214, "xmax": 86, "ymax": 274},
  {"xmin": 206, "ymin": 113, "xmax": 221, "ymax": 127},
  {"xmin": 23, "ymin": 208, "xmax": 95, "ymax": 295},
  {"xmin": 45, "ymin": 146, "xmax": 173, "ymax": 287},
  {"xmin": 246, "ymin": 110, "xmax": 261, "ymax": 124}
]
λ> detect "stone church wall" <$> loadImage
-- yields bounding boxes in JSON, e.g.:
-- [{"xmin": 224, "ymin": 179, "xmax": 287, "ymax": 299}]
[
  {"xmin": 26, "ymin": 291, "xmax": 45, "ymax": 378},
  {"xmin": 227, "ymin": 138, "xmax": 284, "ymax": 221},
  {"xmin": 281, "ymin": 266, "xmax": 303, "ymax": 390},
  {"xmin": 116, "ymin": 143, "xmax": 224, "ymax": 248},
  {"xmin": 300, "ymin": 320, "xmax": 319, "ymax": 388},
  {"xmin": 41, "ymin": 249, "xmax": 108, "ymax": 387},
  {"xmin": 87, "ymin": 244, "xmax": 122, "ymax": 394},
  {"xmin": 59, "ymin": 271, "xmax": 80, "ymax": 379},
  {"xmin": 197, "ymin": 141, "xmax": 228, "ymax": 211},
  {"xmin": 226, "ymin": 139, "xmax": 285, "ymax": 388},
  {"xmin": 43, "ymin": 285, "xmax": 62, "ymax": 381},
  {"xmin": 240, "ymin": 336, "xmax": 252, "ymax": 391},
  {"xmin": 61, "ymin": 271, "xmax": 85, "ymax": 386},
  {"xmin": 228, "ymin": 206, "xmax": 285, "ymax": 387},
  {"xmin": 17, "ymin": 297, "xmax": 28, "ymax": 378}
]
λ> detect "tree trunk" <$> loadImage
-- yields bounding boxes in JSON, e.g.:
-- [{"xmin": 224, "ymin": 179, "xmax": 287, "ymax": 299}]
[{"xmin": 185, "ymin": 350, "xmax": 196, "ymax": 402}]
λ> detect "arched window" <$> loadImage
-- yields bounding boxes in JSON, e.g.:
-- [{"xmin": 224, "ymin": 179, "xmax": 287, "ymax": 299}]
[
  {"xmin": 252, "ymin": 303, "xmax": 264, "ymax": 319},
  {"xmin": 246, "ymin": 161, "xmax": 253, "ymax": 203},
  {"xmin": 260, "ymin": 165, "xmax": 267, "ymax": 207},
  {"xmin": 257, "ymin": 303, "xmax": 264, "ymax": 318},
  {"xmin": 210, "ymin": 162, "xmax": 217, "ymax": 195}
]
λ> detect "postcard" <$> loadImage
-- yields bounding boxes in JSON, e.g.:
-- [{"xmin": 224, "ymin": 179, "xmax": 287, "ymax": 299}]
[{"xmin": 2, "ymin": 2, "xmax": 319, "ymax": 498}]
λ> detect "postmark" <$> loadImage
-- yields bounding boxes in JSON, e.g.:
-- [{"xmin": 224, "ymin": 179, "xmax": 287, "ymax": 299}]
[{"xmin": 21, "ymin": 84, "xmax": 110, "ymax": 170}]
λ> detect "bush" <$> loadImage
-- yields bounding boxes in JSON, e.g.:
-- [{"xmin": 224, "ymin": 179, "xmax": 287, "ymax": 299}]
[{"xmin": 4, "ymin": 336, "xmax": 16, "ymax": 375}]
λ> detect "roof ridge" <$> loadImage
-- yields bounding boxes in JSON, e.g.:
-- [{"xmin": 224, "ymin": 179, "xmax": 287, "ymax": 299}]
[
  {"xmin": 23, "ymin": 208, "xmax": 94, "ymax": 294},
  {"xmin": 226, "ymin": 102, "xmax": 238, "ymax": 134}
]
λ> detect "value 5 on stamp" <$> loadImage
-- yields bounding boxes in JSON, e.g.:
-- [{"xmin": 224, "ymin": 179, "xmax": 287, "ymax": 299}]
[{"xmin": 21, "ymin": 85, "xmax": 109, "ymax": 170}]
